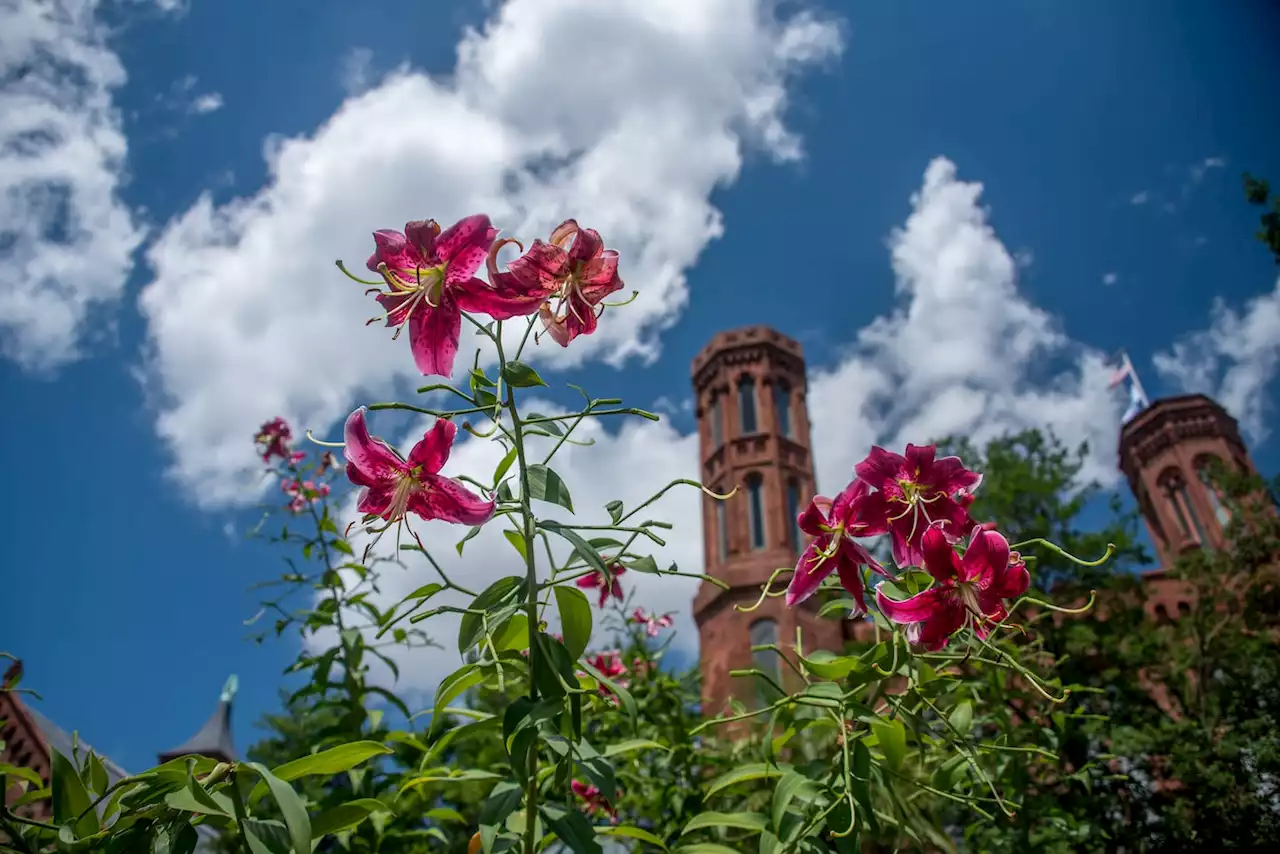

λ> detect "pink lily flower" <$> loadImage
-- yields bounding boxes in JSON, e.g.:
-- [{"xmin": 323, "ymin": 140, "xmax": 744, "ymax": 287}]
[
  {"xmin": 785, "ymin": 479, "xmax": 890, "ymax": 613},
  {"xmin": 577, "ymin": 563, "xmax": 626, "ymax": 607},
  {"xmin": 365, "ymin": 216, "xmax": 531, "ymax": 377},
  {"xmin": 854, "ymin": 443, "xmax": 982, "ymax": 568},
  {"xmin": 255, "ymin": 417, "xmax": 293, "ymax": 462},
  {"xmin": 629, "ymin": 608, "xmax": 674, "ymax": 637},
  {"xmin": 875, "ymin": 524, "xmax": 1030, "ymax": 651},
  {"xmin": 571, "ymin": 779, "xmax": 618, "ymax": 821},
  {"xmin": 343, "ymin": 407, "xmax": 495, "ymax": 526},
  {"xmin": 492, "ymin": 220, "xmax": 624, "ymax": 347}
]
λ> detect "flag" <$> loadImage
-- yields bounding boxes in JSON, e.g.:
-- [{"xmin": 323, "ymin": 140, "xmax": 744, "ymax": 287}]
[
  {"xmin": 1108, "ymin": 360, "xmax": 1130, "ymax": 389},
  {"xmin": 1122, "ymin": 381, "xmax": 1146, "ymax": 424}
]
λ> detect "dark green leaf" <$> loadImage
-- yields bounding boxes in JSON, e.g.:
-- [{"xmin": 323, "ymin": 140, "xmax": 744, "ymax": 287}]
[
  {"xmin": 605, "ymin": 500, "xmax": 624, "ymax": 524},
  {"xmin": 541, "ymin": 803, "xmax": 603, "ymax": 854},
  {"xmin": 458, "ymin": 576, "xmax": 524, "ymax": 654},
  {"xmin": 948, "ymin": 700, "xmax": 974, "ymax": 736},
  {"xmin": 242, "ymin": 818, "xmax": 292, "ymax": 854},
  {"xmin": 799, "ymin": 650, "xmax": 858, "ymax": 680},
  {"xmin": 554, "ymin": 586, "xmax": 592, "ymax": 660},
  {"xmin": 51, "ymin": 747, "xmax": 97, "ymax": 836},
  {"xmin": 330, "ymin": 539, "xmax": 354, "ymax": 557},
  {"xmin": 541, "ymin": 522, "xmax": 608, "ymax": 576},
  {"xmin": 682, "ymin": 811, "xmax": 768, "ymax": 833},
  {"xmin": 527, "ymin": 465, "xmax": 574, "ymax": 512},
  {"xmin": 310, "ymin": 798, "xmax": 390, "ymax": 836},
  {"xmin": 598, "ymin": 825, "xmax": 669, "ymax": 850},
  {"xmin": 456, "ymin": 525, "xmax": 484, "ymax": 555},
  {"xmin": 493, "ymin": 446, "xmax": 519, "ymax": 485},
  {"xmin": 871, "ymin": 719, "xmax": 906, "ymax": 771},
  {"xmin": 503, "ymin": 361, "xmax": 548, "ymax": 388},
  {"xmin": 480, "ymin": 780, "xmax": 524, "ymax": 830},
  {"xmin": 705, "ymin": 763, "xmax": 787, "ymax": 798},
  {"xmin": 248, "ymin": 761, "xmax": 311, "ymax": 854},
  {"xmin": 771, "ymin": 770, "xmax": 812, "ymax": 833}
]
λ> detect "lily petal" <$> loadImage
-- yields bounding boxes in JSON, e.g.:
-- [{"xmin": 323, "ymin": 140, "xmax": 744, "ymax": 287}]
[
  {"xmin": 961, "ymin": 527, "xmax": 1011, "ymax": 588},
  {"xmin": 404, "ymin": 220, "xmax": 440, "ymax": 258},
  {"xmin": 903, "ymin": 443, "xmax": 936, "ymax": 479},
  {"xmin": 931, "ymin": 455, "xmax": 982, "ymax": 494},
  {"xmin": 921, "ymin": 524, "xmax": 962, "ymax": 584},
  {"xmin": 356, "ymin": 485, "xmax": 397, "ymax": 518},
  {"xmin": 344, "ymin": 407, "xmax": 407, "ymax": 484},
  {"xmin": 435, "ymin": 215, "xmax": 496, "ymax": 269},
  {"xmin": 797, "ymin": 496, "xmax": 832, "ymax": 537},
  {"xmin": 415, "ymin": 475, "xmax": 496, "ymax": 525},
  {"xmin": 508, "ymin": 240, "xmax": 570, "ymax": 287},
  {"xmin": 911, "ymin": 598, "xmax": 968, "ymax": 651},
  {"xmin": 854, "ymin": 446, "xmax": 907, "ymax": 492},
  {"xmin": 568, "ymin": 226, "xmax": 604, "ymax": 263},
  {"xmin": 835, "ymin": 559, "xmax": 869, "ymax": 615},
  {"xmin": 407, "ymin": 420, "xmax": 457, "ymax": 475},
  {"xmin": 876, "ymin": 585, "xmax": 955, "ymax": 625},
  {"xmin": 408, "ymin": 299, "xmax": 462, "ymax": 377},
  {"xmin": 455, "ymin": 277, "xmax": 545, "ymax": 321},
  {"xmin": 785, "ymin": 538, "xmax": 835, "ymax": 607}
]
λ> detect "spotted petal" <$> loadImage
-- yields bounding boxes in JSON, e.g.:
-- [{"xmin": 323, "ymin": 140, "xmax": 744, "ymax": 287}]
[
  {"xmin": 407, "ymin": 299, "xmax": 461, "ymax": 377},
  {"xmin": 344, "ymin": 407, "xmax": 407, "ymax": 485},
  {"xmin": 407, "ymin": 420, "xmax": 457, "ymax": 475},
  {"xmin": 414, "ymin": 475, "xmax": 495, "ymax": 525}
]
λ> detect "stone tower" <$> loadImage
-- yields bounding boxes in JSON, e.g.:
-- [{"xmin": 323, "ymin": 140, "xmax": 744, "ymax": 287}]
[
  {"xmin": 691, "ymin": 326, "xmax": 844, "ymax": 714},
  {"xmin": 1118, "ymin": 394, "xmax": 1257, "ymax": 567}
]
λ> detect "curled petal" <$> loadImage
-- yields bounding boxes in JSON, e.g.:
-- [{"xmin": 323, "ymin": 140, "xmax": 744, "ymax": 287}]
[
  {"xmin": 356, "ymin": 485, "xmax": 397, "ymax": 518},
  {"xmin": 414, "ymin": 475, "xmax": 495, "ymax": 525},
  {"xmin": 577, "ymin": 249, "xmax": 620, "ymax": 288},
  {"xmin": 344, "ymin": 408, "xmax": 407, "ymax": 484},
  {"xmin": 435, "ymin": 215, "xmax": 496, "ymax": 269},
  {"xmin": 404, "ymin": 220, "xmax": 440, "ymax": 258},
  {"xmin": 508, "ymin": 239, "xmax": 570, "ymax": 288},
  {"xmin": 876, "ymin": 584, "xmax": 955, "ymax": 625},
  {"xmin": 829, "ymin": 478, "xmax": 870, "ymax": 524},
  {"xmin": 962, "ymin": 527, "xmax": 1011, "ymax": 588},
  {"xmin": 407, "ymin": 420, "xmax": 457, "ymax": 474},
  {"xmin": 911, "ymin": 598, "xmax": 968, "ymax": 651},
  {"xmin": 785, "ymin": 538, "xmax": 835, "ymax": 607},
  {"xmin": 797, "ymin": 496, "xmax": 832, "ymax": 537},
  {"xmin": 455, "ymin": 276, "xmax": 545, "ymax": 321},
  {"xmin": 834, "ymin": 556, "xmax": 869, "ymax": 615},
  {"xmin": 921, "ymin": 525, "xmax": 962, "ymax": 584},
  {"xmin": 854, "ymin": 446, "xmax": 907, "ymax": 493},
  {"xmin": 931, "ymin": 455, "xmax": 982, "ymax": 494},
  {"xmin": 903, "ymin": 443, "xmax": 937, "ymax": 479},
  {"xmin": 408, "ymin": 299, "xmax": 461, "ymax": 378},
  {"xmin": 993, "ymin": 555, "xmax": 1031, "ymax": 600},
  {"xmin": 549, "ymin": 219, "xmax": 579, "ymax": 247},
  {"xmin": 367, "ymin": 229, "xmax": 416, "ymax": 273},
  {"xmin": 577, "ymin": 573, "xmax": 603, "ymax": 589},
  {"xmin": 568, "ymin": 226, "xmax": 604, "ymax": 263}
]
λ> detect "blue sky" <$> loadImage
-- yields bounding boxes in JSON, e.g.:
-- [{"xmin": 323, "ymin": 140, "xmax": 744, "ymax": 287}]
[{"xmin": 3, "ymin": 0, "xmax": 1279, "ymax": 774}]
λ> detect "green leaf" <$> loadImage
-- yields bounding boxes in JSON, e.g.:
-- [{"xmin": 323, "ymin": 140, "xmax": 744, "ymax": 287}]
[
  {"xmin": 948, "ymin": 700, "xmax": 974, "ymax": 736},
  {"xmin": 603, "ymin": 739, "xmax": 668, "ymax": 758},
  {"xmin": 598, "ymin": 825, "xmax": 670, "ymax": 850},
  {"xmin": 431, "ymin": 665, "xmax": 487, "ymax": 733},
  {"xmin": 871, "ymin": 718, "xmax": 906, "ymax": 772},
  {"xmin": 541, "ymin": 803, "xmax": 603, "ymax": 854},
  {"xmin": 456, "ymin": 525, "xmax": 484, "ymax": 555},
  {"xmin": 493, "ymin": 613, "xmax": 530, "ymax": 652},
  {"xmin": 503, "ymin": 360, "xmax": 548, "ymax": 388},
  {"xmin": 605, "ymin": 500, "xmax": 624, "ymax": 524},
  {"xmin": 0, "ymin": 762, "xmax": 43, "ymax": 788},
  {"xmin": 458, "ymin": 576, "xmax": 524, "ymax": 654},
  {"xmin": 771, "ymin": 770, "xmax": 812, "ymax": 833},
  {"xmin": 525, "ymin": 412, "xmax": 564, "ymax": 436},
  {"xmin": 682, "ymin": 811, "xmax": 768, "ymax": 833},
  {"xmin": 527, "ymin": 464, "xmax": 574, "ymax": 512},
  {"xmin": 480, "ymin": 780, "xmax": 523, "ymax": 830},
  {"xmin": 87, "ymin": 751, "xmax": 109, "ymax": 796},
  {"xmin": 50, "ymin": 747, "xmax": 97, "ymax": 836},
  {"xmin": 310, "ymin": 798, "xmax": 390, "ymax": 836},
  {"xmin": 493, "ymin": 446, "xmax": 519, "ymax": 486},
  {"xmin": 426, "ymin": 806, "xmax": 466, "ymax": 823},
  {"xmin": 242, "ymin": 819, "xmax": 292, "ymax": 854},
  {"xmin": 248, "ymin": 762, "xmax": 311, "ymax": 854},
  {"xmin": 330, "ymin": 538, "xmax": 355, "ymax": 557},
  {"xmin": 799, "ymin": 650, "xmax": 858, "ymax": 680},
  {"xmin": 554, "ymin": 586, "xmax": 593, "ymax": 660},
  {"xmin": 503, "ymin": 529, "xmax": 529, "ymax": 560},
  {"xmin": 254, "ymin": 741, "xmax": 392, "ymax": 797},
  {"xmin": 675, "ymin": 845, "xmax": 745, "ymax": 854},
  {"xmin": 541, "ymin": 522, "xmax": 609, "ymax": 576},
  {"xmin": 705, "ymin": 763, "xmax": 788, "ymax": 799}
]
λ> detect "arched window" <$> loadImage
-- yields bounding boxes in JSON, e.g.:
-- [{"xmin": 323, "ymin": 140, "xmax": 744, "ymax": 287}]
[
  {"xmin": 1196, "ymin": 457, "xmax": 1231, "ymax": 528},
  {"xmin": 746, "ymin": 473, "xmax": 766, "ymax": 550},
  {"xmin": 774, "ymin": 381, "xmax": 792, "ymax": 438},
  {"xmin": 715, "ymin": 499, "xmax": 728, "ymax": 561},
  {"xmin": 738, "ymin": 376, "xmax": 758, "ymax": 434},
  {"xmin": 1177, "ymin": 601, "xmax": 1192, "ymax": 619},
  {"xmin": 1155, "ymin": 604, "xmax": 1170, "ymax": 623},
  {"xmin": 786, "ymin": 479, "xmax": 802, "ymax": 552},
  {"xmin": 750, "ymin": 618, "xmax": 782, "ymax": 708},
  {"xmin": 1161, "ymin": 470, "xmax": 1208, "ymax": 546},
  {"xmin": 708, "ymin": 396, "xmax": 723, "ymax": 449}
]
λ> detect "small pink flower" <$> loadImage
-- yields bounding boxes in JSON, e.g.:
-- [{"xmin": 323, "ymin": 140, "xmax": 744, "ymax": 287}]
[
  {"xmin": 490, "ymin": 220, "xmax": 624, "ymax": 347},
  {"xmin": 343, "ymin": 407, "xmax": 495, "ymax": 526},
  {"xmin": 875, "ymin": 525, "xmax": 1030, "ymax": 651},
  {"xmin": 364, "ymin": 216, "xmax": 537, "ymax": 377},
  {"xmin": 288, "ymin": 496, "xmax": 307, "ymax": 514},
  {"xmin": 289, "ymin": 451, "xmax": 306, "ymax": 465},
  {"xmin": 255, "ymin": 417, "xmax": 293, "ymax": 462},
  {"xmin": 571, "ymin": 779, "xmax": 617, "ymax": 821},
  {"xmin": 629, "ymin": 608, "xmax": 673, "ymax": 637},
  {"xmin": 785, "ymin": 479, "xmax": 890, "ymax": 613},
  {"xmin": 577, "ymin": 563, "xmax": 626, "ymax": 608},
  {"xmin": 855, "ymin": 444, "xmax": 982, "ymax": 568}
]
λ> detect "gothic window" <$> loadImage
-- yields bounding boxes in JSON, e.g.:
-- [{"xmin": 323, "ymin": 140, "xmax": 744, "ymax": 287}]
[
  {"xmin": 738, "ymin": 376, "xmax": 758, "ymax": 434},
  {"xmin": 1195, "ymin": 456, "xmax": 1231, "ymax": 528},
  {"xmin": 774, "ymin": 381, "xmax": 793, "ymax": 438},
  {"xmin": 786, "ymin": 478, "xmax": 802, "ymax": 552},
  {"xmin": 750, "ymin": 618, "xmax": 782, "ymax": 708},
  {"xmin": 709, "ymin": 396, "xmax": 723, "ymax": 449},
  {"xmin": 715, "ymin": 499, "xmax": 728, "ymax": 561},
  {"xmin": 747, "ymin": 473, "xmax": 766, "ymax": 550},
  {"xmin": 1160, "ymin": 469, "xmax": 1208, "ymax": 545}
]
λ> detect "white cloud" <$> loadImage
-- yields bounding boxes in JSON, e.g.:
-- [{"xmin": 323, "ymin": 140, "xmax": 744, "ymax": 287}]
[
  {"xmin": 339, "ymin": 47, "xmax": 375, "ymax": 96},
  {"xmin": 189, "ymin": 91, "xmax": 224, "ymax": 115},
  {"xmin": 137, "ymin": 0, "xmax": 844, "ymax": 507},
  {"xmin": 1130, "ymin": 190, "xmax": 1149, "ymax": 206},
  {"xmin": 1103, "ymin": 272, "xmax": 1118, "ymax": 286},
  {"xmin": 1153, "ymin": 278, "xmax": 1280, "ymax": 442},
  {"xmin": 325, "ymin": 157, "xmax": 1134, "ymax": 696},
  {"xmin": 807, "ymin": 158, "xmax": 1125, "ymax": 493},
  {"xmin": 0, "ymin": 0, "xmax": 145, "ymax": 371}
]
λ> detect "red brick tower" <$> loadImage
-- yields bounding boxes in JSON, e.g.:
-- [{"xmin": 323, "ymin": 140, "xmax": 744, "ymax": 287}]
[
  {"xmin": 691, "ymin": 326, "xmax": 844, "ymax": 714},
  {"xmin": 1118, "ymin": 393, "xmax": 1259, "ymax": 618}
]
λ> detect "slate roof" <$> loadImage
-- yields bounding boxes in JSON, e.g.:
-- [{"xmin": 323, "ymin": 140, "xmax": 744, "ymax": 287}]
[{"xmin": 157, "ymin": 697, "xmax": 237, "ymax": 765}]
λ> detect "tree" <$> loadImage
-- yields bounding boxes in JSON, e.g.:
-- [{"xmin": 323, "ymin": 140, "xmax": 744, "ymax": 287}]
[{"xmin": 1243, "ymin": 173, "xmax": 1280, "ymax": 265}]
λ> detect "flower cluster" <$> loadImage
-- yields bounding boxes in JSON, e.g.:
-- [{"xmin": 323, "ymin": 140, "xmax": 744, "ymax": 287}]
[
  {"xmin": 786, "ymin": 443, "xmax": 1028, "ymax": 650},
  {"xmin": 583, "ymin": 650, "xmax": 628, "ymax": 704},
  {"xmin": 571, "ymin": 779, "xmax": 618, "ymax": 822},
  {"xmin": 280, "ymin": 478, "xmax": 331, "ymax": 514},
  {"xmin": 577, "ymin": 563, "xmax": 626, "ymax": 608},
  {"xmin": 255, "ymin": 417, "xmax": 304, "ymax": 464},
  {"xmin": 360, "ymin": 215, "xmax": 622, "ymax": 379}
]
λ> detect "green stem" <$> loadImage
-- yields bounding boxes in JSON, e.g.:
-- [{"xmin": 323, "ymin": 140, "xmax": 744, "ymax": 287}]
[{"xmin": 495, "ymin": 318, "xmax": 542, "ymax": 854}]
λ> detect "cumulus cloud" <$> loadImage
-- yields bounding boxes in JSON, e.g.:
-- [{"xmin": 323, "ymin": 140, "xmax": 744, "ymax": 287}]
[
  {"xmin": 0, "ymin": 0, "xmax": 145, "ymax": 371},
  {"xmin": 137, "ymin": 0, "xmax": 845, "ymax": 507},
  {"xmin": 1153, "ymin": 279, "xmax": 1280, "ymax": 441},
  {"xmin": 807, "ymin": 158, "xmax": 1124, "ymax": 493},
  {"xmin": 188, "ymin": 91, "xmax": 224, "ymax": 115}
]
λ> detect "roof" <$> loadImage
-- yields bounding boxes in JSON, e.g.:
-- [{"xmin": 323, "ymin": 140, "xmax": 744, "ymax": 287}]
[{"xmin": 157, "ymin": 676, "xmax": 238, "ymax": 765}]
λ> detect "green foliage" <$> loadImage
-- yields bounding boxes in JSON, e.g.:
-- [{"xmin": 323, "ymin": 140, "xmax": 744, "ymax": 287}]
[{"xmin": 1243, "ymin": 172, "xmax": 1280, "ymax": 264}]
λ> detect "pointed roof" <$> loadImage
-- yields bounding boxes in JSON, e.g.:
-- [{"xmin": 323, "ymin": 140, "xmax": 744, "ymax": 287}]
[{"xmin": 157, "ymin": 675, "xmax": 238, "ymax": 765}]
